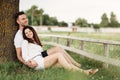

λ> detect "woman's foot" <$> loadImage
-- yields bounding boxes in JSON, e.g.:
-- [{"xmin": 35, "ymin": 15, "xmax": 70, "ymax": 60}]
[
  {"xmin": 84, "ymin": 69, "xmax": 99, "ymax": 75},
  {"xmin": 74, "ymin": 63, "xmax": 81, "ymax": 67}
]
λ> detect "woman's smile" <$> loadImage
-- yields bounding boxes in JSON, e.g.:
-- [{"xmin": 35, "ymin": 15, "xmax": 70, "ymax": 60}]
[{"xmin": 25, "ymin": 28, "xmax": 33, "ymax": 39}]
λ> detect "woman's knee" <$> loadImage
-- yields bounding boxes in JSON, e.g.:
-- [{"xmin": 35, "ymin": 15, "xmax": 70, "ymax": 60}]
[
  {"xmin": 54, "ymin": 46, "xmax": 63, "ymax": 51},
  {"xmin": 55, "ymin": 52, "xmax": 63, "ymax": 58},
  {"xmin": 57, "ymin": 47, "xmax": 66, "ymax": 53},
  {"xmin": 55, "ymin": 52, "xmax": 60, "ymax": 55}
]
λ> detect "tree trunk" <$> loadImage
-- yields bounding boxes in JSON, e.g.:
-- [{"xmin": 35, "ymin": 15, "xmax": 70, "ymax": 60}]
[
  {"xmin": 40, "ymin": 14, "xmax": 43, "ymax": 26},
  {"xmin": 0, "ymin": 0, "xmax": 19, "ymax": 61}
]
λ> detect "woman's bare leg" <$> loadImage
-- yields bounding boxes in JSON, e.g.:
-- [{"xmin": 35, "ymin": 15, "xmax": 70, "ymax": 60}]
[
  {"xmin": 44, "ymin": 53, "xmax": 74, "ymax": 70},
  {"xmin": 44, "ymin": 53, "xmax": 98, "ymax": 75},
  {"xmin": 53, "ymin": 63, "xmax": 62, "ymax": 68},
  {"xmin": 47, "ymin": 46, "xmax": 81, "ymax": 67}
]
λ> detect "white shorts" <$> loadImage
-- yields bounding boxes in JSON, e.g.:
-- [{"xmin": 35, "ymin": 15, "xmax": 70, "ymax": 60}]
[{"xmin": 33, "ymin": 56, "xmax": 44, "ymax": 70}]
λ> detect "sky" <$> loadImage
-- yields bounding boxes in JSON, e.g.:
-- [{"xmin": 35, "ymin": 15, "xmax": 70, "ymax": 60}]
[{"xmin": 20, "ymin": 0, "xmax": 120, "ymax": 23}]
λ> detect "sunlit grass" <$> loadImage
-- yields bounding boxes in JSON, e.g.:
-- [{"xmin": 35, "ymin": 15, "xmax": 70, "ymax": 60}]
[
  {"xmin": 39, "ymin": 31, "xmax": 120, "ymax": 41},
  {"xmin": 40, "ymin": 31, "xmax": 120, "ymax": 60},
  {"xmin": 1, "ymin": 31, "xmax": 120, "ymax": 80},
  {"xmin": 0, "ymin": 51, "xmax": 120, "ymax": 80}
]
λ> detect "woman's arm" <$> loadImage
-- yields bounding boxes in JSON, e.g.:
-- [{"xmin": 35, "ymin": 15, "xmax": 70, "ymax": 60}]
[
  {"xmin": 28, "ymin": 59, "xmax": 38, "ymax": 66},
  {"xmin": 22, "ymin": 40, "xmax": 38, "ymax": 68}
]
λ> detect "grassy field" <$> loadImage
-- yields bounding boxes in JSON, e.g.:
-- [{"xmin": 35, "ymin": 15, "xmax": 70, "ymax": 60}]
[
  {"xmin": 0, "ymin": 50, "xmax": 120, "ymax": 80},
  {"xmin": 38, "ymin": 31, "xmax": 120, "ymax": 41},
  {"xmin": 1, "ymin": 31, "xmax": 120, "ymax": 80},
  {"xmin": 39, "ymin": 31, "xmax": 120, "ymax": 59}
]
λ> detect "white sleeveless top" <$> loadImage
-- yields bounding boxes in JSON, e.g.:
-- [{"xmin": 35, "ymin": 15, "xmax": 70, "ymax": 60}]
[{"xmin": 21, "ymin": 40, "xmax": 43, "ymax": 61}]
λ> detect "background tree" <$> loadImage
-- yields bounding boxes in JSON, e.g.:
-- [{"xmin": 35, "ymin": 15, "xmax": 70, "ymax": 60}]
[
  {"xmin": 38, "ymin": 9, "xmax": 44, "ymax": 26},
  {"xmin": 26, "ymin": 5, "xmax": 38, "ymax": 25},
  {"xmin": 25, "ymin": 5, "xmax": 120, "ymax": 28},
  {"xmin": 43, "ymin": 14, "xmax": 50, "ymax": 25},
  {"xmin": 0, "ymin": 0, "xmax": 19, "ymax": 61},
  {"xmin": 25, "ymin": 5, "xmax": 68, "ymax": 27},
  {"xmin": 58, "ymin": 21, "xmax": 68, "ymax": 27},
  {"xmin": 33, "ymin": 8, "xmax": 44, "ymax": 26},
  {"xmin": 92, "ymin": 24, "xmax": 100, "ymax": 32},
  {"xmin": 74, "ymin": 18, "xmax": 89, "ymax": 27},
  {"xmin": 100, "ymin": 13, "xmax": 109, "ymax": 27},
  {"xmin": 48, "ymin": 17, "xmax": 58, "ymax": 26},
  {"xmin": 109, "ymin": 12, "xmax": 120, "ymax": 27}
]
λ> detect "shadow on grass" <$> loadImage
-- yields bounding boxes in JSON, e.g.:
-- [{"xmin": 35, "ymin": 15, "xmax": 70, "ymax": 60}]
[
  {"xmin": 0, "ymin": 60, "xmax": 119, "ymax": 80},
  {"xmin": 0, "ymin": 45, "xmax": 119, "ymax": 80}
]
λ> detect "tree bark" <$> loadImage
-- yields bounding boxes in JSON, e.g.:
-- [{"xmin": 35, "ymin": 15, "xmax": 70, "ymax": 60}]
[{"xmin": 0, "ymin": 0, "xmax": 19, "ymax": 61}]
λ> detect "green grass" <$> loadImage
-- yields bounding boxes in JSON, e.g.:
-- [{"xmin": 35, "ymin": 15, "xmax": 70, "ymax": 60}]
[
  {"xmin": 39, "ymin": 31, "xmax": 120, "ymax": 41},
  {"xmin": 40, "ymin": 31, "xmax": 120, "ymax": 60},
  {"xmin": 0, "ymin": 51, "xmax": 120, "ymax": 80},
  {"xmin": 1, "ymin": 31, "xmax": 120, "ymax": 80}
]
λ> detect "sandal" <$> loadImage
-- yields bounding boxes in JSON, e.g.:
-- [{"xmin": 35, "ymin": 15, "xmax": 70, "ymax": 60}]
[{"xmin": 88, "ymin": 69, "xmax": 98, "ymax": 75}]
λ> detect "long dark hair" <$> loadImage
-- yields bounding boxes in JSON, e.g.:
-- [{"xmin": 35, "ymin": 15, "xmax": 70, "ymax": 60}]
[{"xmin": 22, "ymin": 26, "xmax": 42, "ymax": 46}]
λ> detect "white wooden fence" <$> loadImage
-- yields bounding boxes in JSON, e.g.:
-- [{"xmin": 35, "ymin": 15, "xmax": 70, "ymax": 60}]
[{"xmin": 39, "ymin": 34, "xmax": 120, "ymax": 68}]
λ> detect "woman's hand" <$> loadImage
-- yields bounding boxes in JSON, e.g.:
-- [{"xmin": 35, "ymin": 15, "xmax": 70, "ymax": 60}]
[
  {"xmin": 29, "ymin": 60, "xmax": 38, "ymax": 66},
  {"xmin": 25, "ymin": 60, "xmax": 38, "ymax": 68}
]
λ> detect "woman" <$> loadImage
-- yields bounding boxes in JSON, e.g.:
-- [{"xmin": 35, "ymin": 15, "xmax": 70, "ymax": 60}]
[{"xmin": 22, "ymin": 26, "xmax": 98, "ymax": 75}]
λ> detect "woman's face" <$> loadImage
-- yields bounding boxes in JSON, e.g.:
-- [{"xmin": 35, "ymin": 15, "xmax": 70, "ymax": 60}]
[{"xmin": 24, "ymin": 28, "xmax": 33, "ymax": 39}]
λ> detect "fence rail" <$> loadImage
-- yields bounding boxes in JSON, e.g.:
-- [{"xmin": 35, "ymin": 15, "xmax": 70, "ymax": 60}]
[{"xmin": 39, "ymin": 34, "xmax": 120, "ymax": 67}]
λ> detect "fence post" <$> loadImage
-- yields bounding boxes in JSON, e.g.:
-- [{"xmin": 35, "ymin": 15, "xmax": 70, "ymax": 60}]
[
  {"xmin": 51, "ymin": 36, "xmax": 53, "ymax": 42},
  {"xmin": 57, "ymin": 37, "xmax": 60, "ymax": 44},
  {"xmin": 67, "ymin": 38, "xmax": 70, "ymax": 47},
  {"xmin": 81, "ymin": 40, "xmax": 84, "ymax": 50},
  {"xmin": 103, "ymin": 43, "xmax": 109, "ymax": 68}
]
